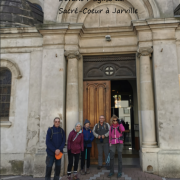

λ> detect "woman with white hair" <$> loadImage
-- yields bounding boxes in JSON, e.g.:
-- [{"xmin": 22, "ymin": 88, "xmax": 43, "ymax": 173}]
[{"xmin": 67, "ymin": 122, "xmax": 84, "ymax": 180}]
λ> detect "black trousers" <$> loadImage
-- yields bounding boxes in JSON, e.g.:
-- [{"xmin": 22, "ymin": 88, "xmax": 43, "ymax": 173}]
[
  {"xmin": 45, "ymin": 155, "xmax": 61, "ymax": 180},
  {"xmin": 67, "ymin": 150, "xmax": 80, "ymax": 175},
  {"xmin": 81, "ymin": 147, "xmax": 91, "ymax": 170}
]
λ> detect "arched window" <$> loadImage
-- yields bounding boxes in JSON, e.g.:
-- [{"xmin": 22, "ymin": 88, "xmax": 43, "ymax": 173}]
[{"xmin": 0, "ymin": 68, "xmax": 12, "ymax": 120}]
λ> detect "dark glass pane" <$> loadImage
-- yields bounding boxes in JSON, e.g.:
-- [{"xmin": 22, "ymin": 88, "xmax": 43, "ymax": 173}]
[
  {"xmin": 6, "ymin": 95, "xmax": 11, "ymax": 102},
  {"xmin": 2, "ymin": 87, "xmax": 11, "ymax": 94},
  {"xmin": 0, "ymin": 68, "xmax": 11, "ymax": 118},
  {"xmin": 0, "ymin": 69, "xmax": 12, "ymax": 85},
  {"xmin": 2, "ymin": 95, "xmax": 6, "ymax": 102}
]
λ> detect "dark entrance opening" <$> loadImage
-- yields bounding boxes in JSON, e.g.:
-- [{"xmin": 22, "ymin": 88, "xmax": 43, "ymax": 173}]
[{"xmin": 111, "ymin": 80, "xmax": 139, "ymax": 162}]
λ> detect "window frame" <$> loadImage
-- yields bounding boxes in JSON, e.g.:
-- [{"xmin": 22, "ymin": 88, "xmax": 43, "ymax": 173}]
[
  {"xmin": 0, "ymin": 68, "xmax": 12, "ymax": 120},
  {"xmin": 0, "ymin": 59, "xmax": 22, "ymax": 127}
]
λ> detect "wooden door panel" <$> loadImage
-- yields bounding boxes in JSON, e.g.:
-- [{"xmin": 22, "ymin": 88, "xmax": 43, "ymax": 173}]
[{"xmin": 83, "ymin": 81, "xmax": 111, "ymax": 160}]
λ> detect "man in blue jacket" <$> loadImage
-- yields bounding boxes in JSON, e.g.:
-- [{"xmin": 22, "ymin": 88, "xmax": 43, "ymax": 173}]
[
  {"xmin": 81, "ymin": 119, "xmax": 94, "ymax": 175},
  {"xmin": 45, "ymin": 117, "xmax": 66, "ymax": 180}
]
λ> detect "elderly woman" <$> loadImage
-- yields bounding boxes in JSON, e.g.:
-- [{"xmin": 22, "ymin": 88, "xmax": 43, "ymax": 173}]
[
  {"xmin": 107, "ymin": 115, "xmax": 125, "ymax": 178},
  {"xmin": 67, "ymin": 122, "xmax": 84, "ymax": 180}
]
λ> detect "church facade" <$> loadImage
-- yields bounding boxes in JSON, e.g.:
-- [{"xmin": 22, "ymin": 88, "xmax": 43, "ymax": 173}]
[{"xmin": 1, "ymin": 0, "xmax": 180, "ymax": 178}]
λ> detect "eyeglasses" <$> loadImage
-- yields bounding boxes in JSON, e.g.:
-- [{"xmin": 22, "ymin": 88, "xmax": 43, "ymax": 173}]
[
  {"xmin": 113, "ymin": 120, "xmax": 118, "ymax": 122},
  {"xmin": 55, "ymin": 121, "xmax": 60, "ymax": 123}
]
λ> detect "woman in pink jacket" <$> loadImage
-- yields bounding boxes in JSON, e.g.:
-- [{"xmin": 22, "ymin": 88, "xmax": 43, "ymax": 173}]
[{"xmin": 107, "ymin": 115, "xmax": 125, "ymax": 178}]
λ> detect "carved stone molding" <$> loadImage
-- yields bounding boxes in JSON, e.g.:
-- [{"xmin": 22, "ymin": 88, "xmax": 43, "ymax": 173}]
[
  {"xmin": 64, "ymin": 50, "xmax": 81, "ymax": 60},
  {"xmin": 83, "ymin": 54, "xmax": 136, "ymax": 80},
  {"xmin": 0, "ymin": 59, "xmax": 22, "ymax": 79},
  {"xmin": 137, "ymin": 47, "xmax": 153, "ymax": 58}
]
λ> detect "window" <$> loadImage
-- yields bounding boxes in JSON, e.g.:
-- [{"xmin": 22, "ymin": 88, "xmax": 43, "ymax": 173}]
[
  {"xmin": 0, "ymin": 68, "xmax": 12, "ymax": 120},
  {"xmin": 105, "ymin": 66, "xmax": 114, "ymax": 76},
  {"xmin": 124, "ymin": 107, "xmax": 130, "ymax": 114}
]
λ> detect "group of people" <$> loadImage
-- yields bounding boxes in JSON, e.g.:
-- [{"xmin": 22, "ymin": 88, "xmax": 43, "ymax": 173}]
[{"xmin": 45, "ymin": 115, "xmax": 125, "ymax": 180}]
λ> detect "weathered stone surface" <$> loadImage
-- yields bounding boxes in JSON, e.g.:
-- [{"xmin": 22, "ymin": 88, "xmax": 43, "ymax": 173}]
[
  {"xmin": 0, "ymin": 0, "xmax": 180, "ymax": 178},
  {"xmin": 155, "ymin": 0, "xmax": 174, "ymax": 18}
]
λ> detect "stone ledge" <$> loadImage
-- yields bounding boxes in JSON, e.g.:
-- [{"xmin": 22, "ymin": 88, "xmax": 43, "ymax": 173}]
[
  {"xmin": 0, "ymin": 121, "xmax": 12, "ymax": 128},
  {"xmin": 141, "ymin": 147, "xmax": 160, "ymax": 153},
  {"xmin": 158, "ymin": 149, "xmax": 180, "ymax": 154}
]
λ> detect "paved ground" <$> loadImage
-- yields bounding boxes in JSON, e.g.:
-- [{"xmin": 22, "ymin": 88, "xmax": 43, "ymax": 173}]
[{"xmin": 1, "ymin": 166, "xmax": 179, "ymax": 180}]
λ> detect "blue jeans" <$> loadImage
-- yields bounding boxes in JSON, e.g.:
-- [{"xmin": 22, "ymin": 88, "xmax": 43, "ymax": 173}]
[{"xmin": 45, "ymin": 155, "xmax": 61, "ymax": 180}]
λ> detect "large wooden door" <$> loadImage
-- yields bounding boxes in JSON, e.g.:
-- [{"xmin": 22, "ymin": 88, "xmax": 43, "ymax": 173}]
[{"xmin": 83, "ymin": 81, "xmax": 111, "ymax": 162}]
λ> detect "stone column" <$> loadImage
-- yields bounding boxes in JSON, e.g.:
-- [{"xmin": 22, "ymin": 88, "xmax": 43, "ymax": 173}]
[
  {"xmin": 65, "ymin": 51, "xmax": 81, "ymax": 138},
  {"xmin": 138, "ymin": 47, "xmax": 157, "ymax": 148}
]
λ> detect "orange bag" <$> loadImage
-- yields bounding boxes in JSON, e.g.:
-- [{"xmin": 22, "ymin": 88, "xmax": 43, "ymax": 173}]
[{"xmin": 55, "ymin": 152, "xmax": 63, "ymax": 160}]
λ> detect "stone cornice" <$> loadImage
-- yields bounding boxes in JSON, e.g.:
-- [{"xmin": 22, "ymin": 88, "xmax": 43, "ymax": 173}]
[
  {"xmin": 133, "ymin": 18, "xmax": 180, "ymax": 31},
  {"xmin": 137, "ymin": 47, "xmax": 153, "ymax": 57},
  {"xmin": 147, "ymin": 18, "xmax": 180, "ymax": 25},
  {"xmin": 64, "ymin": 50, "xmax": 81, "ymax": 60},
  {"xmin": 37, "ymin": 23, "xmax": 83, "ymax": 35},
  {"xmin": 0, "ymin": 27, "xmax": 42, "ymax": 38}
]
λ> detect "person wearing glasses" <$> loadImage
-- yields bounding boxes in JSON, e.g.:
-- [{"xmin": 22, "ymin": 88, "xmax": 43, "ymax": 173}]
[
  {"xmin": 107, "ymin": 115, "xmax": 125, "ymax": 178},
  {"xmin": 45, "ymin": 117, "xmax": 66, "ymax": 180},
  {"xmin": 92, "ymin": 115, "xmax": 110, "ymax": 170}
]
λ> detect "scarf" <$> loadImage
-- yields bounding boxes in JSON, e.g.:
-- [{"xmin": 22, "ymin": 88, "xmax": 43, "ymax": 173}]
[
  {"xmin": 113, "ymin": 123, "xmax": 119, "ymax": 128},
  {"xmin": 73, "ymin": 129, "xmax": 82, "ymax": 141}
]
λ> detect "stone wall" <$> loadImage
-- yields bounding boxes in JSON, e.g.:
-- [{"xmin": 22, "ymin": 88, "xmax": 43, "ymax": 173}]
[
  {"xmin": 0, "ymin": 0, "xmax": 180, "ymax": 178},
  {"xmin": 1, "ymin": 53, "xmax": 31, "ymax": 175}
]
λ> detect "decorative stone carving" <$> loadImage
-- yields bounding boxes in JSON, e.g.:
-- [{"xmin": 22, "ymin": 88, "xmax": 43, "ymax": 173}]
[
  {"xmin": 83, "ymin": 54, "xmax": 136, "ymax": 80},
  {"xmin": 0, "ymin": 59, "xmax": 22, "ymax": 79},
  {"xmin": 142, "ymin": 0, "xmax": 154, "ymax": 18},
  {"xmin": 137, "ymin": 47, "xmax": 153, "ymax": 57},
  {"xmin": 64, "ymin": 51, "xmax": 81, "ymax": 60}
]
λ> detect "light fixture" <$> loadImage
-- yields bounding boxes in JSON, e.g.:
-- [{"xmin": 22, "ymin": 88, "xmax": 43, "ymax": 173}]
[{"xmin": 105, "ymin": 35, "xmax": 111, "ymax": 41}]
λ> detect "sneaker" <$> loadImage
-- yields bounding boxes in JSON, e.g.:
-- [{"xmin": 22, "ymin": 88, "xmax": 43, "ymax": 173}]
[
  {"xmin": 73, "ymin": 174, "xmax": 79, "ymax": 180},
  {"xmin": 86, "ymin": 168, "xmax": 90, "ymax": 174},
  {"xmin": 107, "ymin": 172, "xmax": 114, "ymax": 178},
  {"xmin": 97, "ymin": 166, "xmax": 102, "ymax": 170},
  {"xmin": 117, "ymin": 172, "xmax": 122, "ymax": 178},
  {"xmin": 67, "ymin": 175, "xmax": 71, "ymax": 180},
  {"xmin": 80, "ymin": 169, "xmax": 85, "ymax": 175}
]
